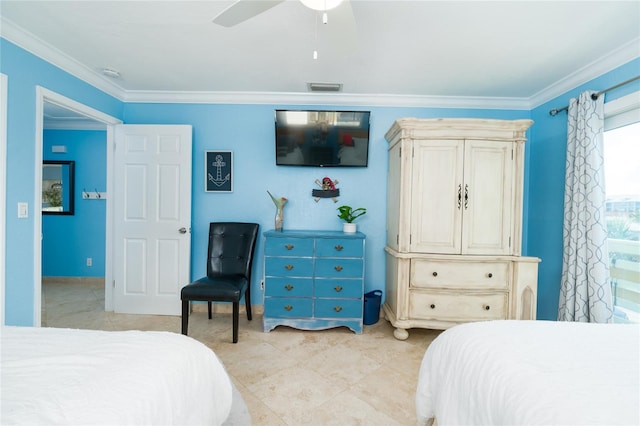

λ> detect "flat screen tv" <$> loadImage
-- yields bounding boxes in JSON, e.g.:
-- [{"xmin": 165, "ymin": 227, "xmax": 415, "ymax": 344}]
[{"xmin": 275, "ymin": 110, "xmax": 371, "ymax": 167}]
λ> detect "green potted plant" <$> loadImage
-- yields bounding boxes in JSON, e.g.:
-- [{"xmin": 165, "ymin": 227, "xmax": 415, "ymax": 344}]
[{"xmin": 337, "ymin": 205, "xmax": 366, "ymax": 233}]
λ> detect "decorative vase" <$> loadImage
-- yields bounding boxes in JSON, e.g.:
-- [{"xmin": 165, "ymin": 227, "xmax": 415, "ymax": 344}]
[
  {"xmin": 343, "ymin": 222, "xmax": 356, "ymax": 233},
  {"xmin": 275, "ymin": 206, "xmax": 284, "ymax": 232}
]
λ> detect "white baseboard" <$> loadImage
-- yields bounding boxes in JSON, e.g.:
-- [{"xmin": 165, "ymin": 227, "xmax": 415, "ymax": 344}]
[{"xmin": 42, "ymin": 276, "xmax": 104, "ymax": 285}]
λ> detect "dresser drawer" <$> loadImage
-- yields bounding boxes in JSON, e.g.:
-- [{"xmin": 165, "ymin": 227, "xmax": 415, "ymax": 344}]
[
  {"xmin": 265, "ymin": 277, "xmax": 313, "ymax": 297},
  {"xmin": 409, "ymin": 290, "xmax": 507, "ymax": 322},
  {"xmin": 315, "ymin": 258, "xmax": 363, "ymax": 278},
  {"xmin": 314, "ymin": 299, "xmax": 363, "ymax": 319},
  {"xmin": 265, "ymin": 257, "xmax": 314, "ymax": 277},
  {"xmin": 264, "ymin": 237, "xmax": 314, "ymax": 257},
  {"xmin": 264, "ymin": 297, "xmax": 313, "ymax": 318},
  {"xmin": 411, "ymin": 259, "xmax": 510, "ymax": 290},
  {"xmin": 316, "ymin": 238, "xmax": 363, "ymax": 258},
  {"xmin": 315, "ymin": 279, "xmax": 362, "ymax": 299}
]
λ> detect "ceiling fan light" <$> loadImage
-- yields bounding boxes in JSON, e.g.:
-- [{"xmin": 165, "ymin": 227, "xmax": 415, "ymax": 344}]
[{"xmin": 300, "ymin": 0, "xmax": 343, "ymax": 11}]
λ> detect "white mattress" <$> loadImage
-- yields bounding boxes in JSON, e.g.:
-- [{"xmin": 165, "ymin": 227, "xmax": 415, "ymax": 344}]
[
  {"xmin": 416, "ymin": 320, "xmax": 640, "ymax": 426},
  {"xmin": 1, "ymin": 326, "xmax": 234, "ymax": 425}
]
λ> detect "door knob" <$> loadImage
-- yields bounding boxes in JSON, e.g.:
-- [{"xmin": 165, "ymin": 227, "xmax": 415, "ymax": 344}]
[{"xmin": 178, "ymin": 227, "xmax": 187, "ymax": 234}]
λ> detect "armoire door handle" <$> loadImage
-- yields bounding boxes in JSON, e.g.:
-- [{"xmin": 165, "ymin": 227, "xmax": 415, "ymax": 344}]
[{"xmin": 464, "ymin": 184, "xmax": 469, "ymax": 209}]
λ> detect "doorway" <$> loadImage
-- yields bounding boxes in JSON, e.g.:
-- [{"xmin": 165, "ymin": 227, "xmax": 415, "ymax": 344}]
[{"xmin": 35, "ymin": 87, "xmax": 122, "ymax": 326}]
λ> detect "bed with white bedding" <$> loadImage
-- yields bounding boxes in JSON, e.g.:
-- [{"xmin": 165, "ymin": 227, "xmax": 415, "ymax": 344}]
[
  {"xmin": 1, "ymin": 326, "xmax": 249, "ymax": 425},
  {"xmin": 416, "ymin": 320, "xmax": 640, "ymax": 426}
]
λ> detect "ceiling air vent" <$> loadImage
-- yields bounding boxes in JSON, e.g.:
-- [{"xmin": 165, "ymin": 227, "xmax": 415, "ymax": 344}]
[{"xmin": 307, "ymin": 82, "xmax": 342, "ymax": 92}]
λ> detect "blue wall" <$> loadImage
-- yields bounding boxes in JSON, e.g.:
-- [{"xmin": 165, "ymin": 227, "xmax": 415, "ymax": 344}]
[
  {"xmin": 2, "ymin": 35, "xmax": 638, "ymax": 325},
  {"xmin": 1, "ymin": 38, "xmax": 123, "ymax": 325},
  {"xmin": 42, "ymin": 129, "xmax": 107, "ymax": 277},
  {"xmin": 122, "ymin": 104, "xmax": 529, "ymax": 309}
]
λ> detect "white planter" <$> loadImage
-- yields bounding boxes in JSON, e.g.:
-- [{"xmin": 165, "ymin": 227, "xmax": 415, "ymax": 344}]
[{"xmin": 343, "ymin": 223, "xmax": 357, "ymax": 233}]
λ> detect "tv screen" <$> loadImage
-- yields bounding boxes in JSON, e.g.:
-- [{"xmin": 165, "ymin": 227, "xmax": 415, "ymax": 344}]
[{"xmin": 275, "ymin": 110, "xmax": 371, "ymax": 167}]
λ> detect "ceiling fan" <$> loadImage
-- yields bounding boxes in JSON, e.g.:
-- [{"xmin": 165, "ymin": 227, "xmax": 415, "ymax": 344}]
[{"xmin": 213, "ymin": 0, "xmax": 350, "ymax": 28}]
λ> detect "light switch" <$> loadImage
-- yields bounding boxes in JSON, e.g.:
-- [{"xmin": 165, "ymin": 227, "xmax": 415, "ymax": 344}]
[{"xmin": 17, "ymin": 202, "xmax": 28, "ymax": 218}]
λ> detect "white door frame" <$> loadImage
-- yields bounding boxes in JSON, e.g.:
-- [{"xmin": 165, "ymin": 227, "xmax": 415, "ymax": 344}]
[
  {"xmin": 1, "ymin": 73, "xmax": 8, "ymax": 325},
  {"xmin": 34, "ymin": 87, "xmax": 122, "ymax": 325}
]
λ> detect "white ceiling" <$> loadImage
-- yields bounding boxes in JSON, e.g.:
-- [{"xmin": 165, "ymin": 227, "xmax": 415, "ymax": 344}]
[{"xmin": 1, "ymin": 0, "xmax": 639, "ymax": 108}]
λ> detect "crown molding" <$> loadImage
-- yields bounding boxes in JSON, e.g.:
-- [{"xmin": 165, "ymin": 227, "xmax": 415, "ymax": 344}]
[
  {"xmin": 2, "ymin": 16, "xmax": 637, "ymax": 110},
  {"xmin": 0, "ymin": 17, "xmax": 125, "ymax": 100},
  {"xmin": 122, "ymin": 89, "xmax": 531, "ymax": 110},
  {"xmin": 44, "ymin": 120, "xmax": 107, "ymax": 131},
  {"xmin": 528, "ymin": 37, "xmax": 640, "ymax": 109}
]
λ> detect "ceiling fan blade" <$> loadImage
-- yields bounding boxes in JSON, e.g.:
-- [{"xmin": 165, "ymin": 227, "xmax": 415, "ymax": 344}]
[{"xmin": 213, "ymin": 0, "xmax": 285, "ymax": 27}]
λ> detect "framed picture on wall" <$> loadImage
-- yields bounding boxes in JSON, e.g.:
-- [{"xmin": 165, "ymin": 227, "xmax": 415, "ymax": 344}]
[{"xmin": 205, "ymin": 150, "xmax": 233, "ymax": 192}]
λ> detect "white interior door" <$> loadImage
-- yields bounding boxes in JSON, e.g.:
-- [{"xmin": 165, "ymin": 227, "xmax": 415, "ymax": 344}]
[{"xmin": 113, "ymin": 125, "xmax": 192, "ymax": 315}]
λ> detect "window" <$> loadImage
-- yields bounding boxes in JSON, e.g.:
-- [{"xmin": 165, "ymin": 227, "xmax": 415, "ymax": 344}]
[{"xmin": 604, "ymin": 92, "xmax": 640, "ymax": 323}]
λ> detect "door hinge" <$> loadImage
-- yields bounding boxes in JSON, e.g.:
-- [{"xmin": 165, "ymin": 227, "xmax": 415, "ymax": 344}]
[
  {"xmin": 397, "ymin": 234, "xmax": 399, "ymax": 245},
  {"xmin": 509, "ymin": 236, "xmax": 511, "ymax": 247},
  {"xmin": 511, "ymin": 148, "xmax": 514, "ymax": 160},
  {"xmin": 112, "ymin": 280, "xmax": 116, "ymax": 288}
]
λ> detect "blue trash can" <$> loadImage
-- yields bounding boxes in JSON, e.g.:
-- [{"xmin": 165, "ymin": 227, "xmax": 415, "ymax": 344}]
[{"xmin": 363, "ymin": 290, "xmax": 383, "ymax": 325}]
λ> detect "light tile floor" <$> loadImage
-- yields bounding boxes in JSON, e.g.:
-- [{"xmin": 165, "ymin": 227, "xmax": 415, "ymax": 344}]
[{"xmin": 42, "ymin": 278, "xmax": 441, "ymax": 426}]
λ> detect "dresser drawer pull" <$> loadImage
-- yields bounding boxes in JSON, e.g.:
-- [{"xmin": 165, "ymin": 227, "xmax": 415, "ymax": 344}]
[
  {"xmin": 334, "ymin": 286, "xmax": 343, "ymax": 292},
  {"xmin": 334, "ymin": 306, "xmax": 343, "ymax": 312},
  {"xmin": 285, "ymin": 264, "xmax": 294, "ymax": 271},
  {"xmin": 284, "ymin": 244, "xmax": 294, "ymax": 250},
  {"xmin": 334, "ymin": 265, "xmax": 343, "ymax": 272},
  {"xmin": 284, "ymin": 305, "xmax": 293, "ymax": 311},
  {"xmin": 284, "ymin": 284, "xmax": 294, "ymax": 291},
  {"xmin": 483, "ymin": 305, "xmax": 491, "ymax": 311},
  {"xmin": 334, "ymin": 244, "xmax": 344, "ymax": 251},
  {"xmin": 432, "ymin": 272, "xmax": 438, "ymax": 277},
  {"xmin": 487, "ymin": 273, "xmax": 493, "ymax": 278},
  {"xmin": 430, "ymin": 304, "xmax": 436, "ymax": 309}
]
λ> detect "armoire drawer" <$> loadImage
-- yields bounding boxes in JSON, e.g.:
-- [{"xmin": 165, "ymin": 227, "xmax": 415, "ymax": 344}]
[
  {"xmin": 411, "ymin": 259, "xmax": 510, "ymax": 290},
  {"xmin": 409, "ymin": 290, "xmax": 508, "ymax": 322}
]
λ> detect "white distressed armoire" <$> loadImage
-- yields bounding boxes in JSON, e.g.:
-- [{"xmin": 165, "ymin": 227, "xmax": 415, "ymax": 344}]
[{"xmin": 384, "ymin": 118, "xmax": 539, "ymax": 340}]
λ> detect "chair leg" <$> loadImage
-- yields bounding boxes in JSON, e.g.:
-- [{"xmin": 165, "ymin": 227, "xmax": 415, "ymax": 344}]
[
  {"xmin": 208, "ymin": 301, "xmax": 212, "ymax": 319},
  {"xmin": 181, "ymin": 300, "xmax": 189, "ymax": 335},
  {"xmin": 245, "ymin": 288, "xmax": 252, "ymax": 321},
  {"xmin": 232, "ymin": 301, "xmax": 239, "ymax": 343}
]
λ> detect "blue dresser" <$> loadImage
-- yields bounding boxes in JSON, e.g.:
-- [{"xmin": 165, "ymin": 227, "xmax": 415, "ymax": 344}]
[{"xmin": 263, "ymin": 230, "xmax": 366, "ymax": 334}]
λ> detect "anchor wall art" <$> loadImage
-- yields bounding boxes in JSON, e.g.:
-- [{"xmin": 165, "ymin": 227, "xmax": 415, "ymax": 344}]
[{"xmin": 205, "ymin": 150, "xmax": 233, "ymax": 192}]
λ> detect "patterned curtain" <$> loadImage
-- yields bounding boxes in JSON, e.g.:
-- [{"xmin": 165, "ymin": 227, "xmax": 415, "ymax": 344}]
[{"xmin": 558, "ymin": 91, "xmax": 613, "ymax": 323}]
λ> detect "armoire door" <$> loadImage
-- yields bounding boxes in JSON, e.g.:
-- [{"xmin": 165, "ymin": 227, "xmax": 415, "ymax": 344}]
[
  {"xmin": 410, "ymin": 140, "xmax": 464, "ymax": 254},
  {"xmin": 461, "ymin": 140, "xmax": 514, "ymax": 255}
]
